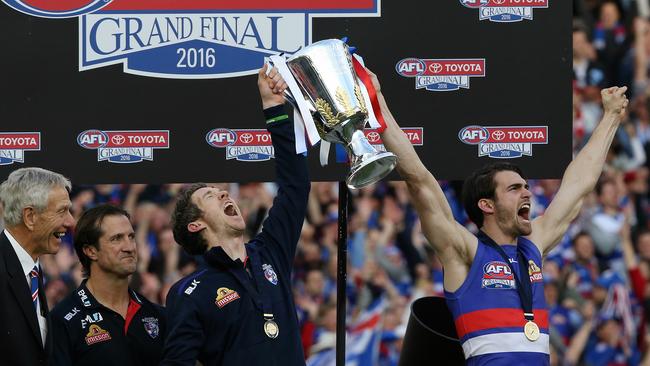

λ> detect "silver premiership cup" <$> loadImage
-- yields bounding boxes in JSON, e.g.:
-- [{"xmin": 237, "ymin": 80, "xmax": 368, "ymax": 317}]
[{"xmin": 285, "ymin": 39, "xmax": 397, "ymax": 189}]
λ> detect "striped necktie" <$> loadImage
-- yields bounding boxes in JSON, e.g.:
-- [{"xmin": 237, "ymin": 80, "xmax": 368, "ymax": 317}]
[{"xmin": 30, "ymin": 266, "xmax": 39, "ymax": 312}]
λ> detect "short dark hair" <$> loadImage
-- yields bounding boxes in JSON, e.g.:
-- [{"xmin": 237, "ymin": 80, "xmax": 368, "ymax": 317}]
[
  {"xmin": 461, "ymin": 162, "xmax": 524, "ymax": 228},
  {"xmin": 74, "ymin": 204, "xmax": 130, "ymax": 277},
  {"xmin": 172, "ymin": 183, "xmax": 209, "ymax": 255},
  {"xmin": 572, "ymin": 19, "xmax": 589, "ymax": 35},
  {"xmin": 572, "ymin": 231, "xmax": 593, "ymax": 247}
]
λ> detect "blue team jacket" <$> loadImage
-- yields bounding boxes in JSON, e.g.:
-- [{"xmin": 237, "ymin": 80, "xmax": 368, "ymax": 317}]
[{"xmin": 161, "ymin": 105, "xmax": 310, "ymax": 366}]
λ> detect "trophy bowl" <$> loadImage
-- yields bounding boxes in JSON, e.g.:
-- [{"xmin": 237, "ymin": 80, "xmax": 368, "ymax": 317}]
[{"xmin": 285, "ymin": 39, "xmax": 397, "ymax": 189}]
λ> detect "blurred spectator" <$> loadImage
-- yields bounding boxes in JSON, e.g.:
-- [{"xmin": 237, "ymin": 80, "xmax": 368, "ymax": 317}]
[{"xmin": 586, "ymin": 179, "xmax": 626, "ymax": 273}]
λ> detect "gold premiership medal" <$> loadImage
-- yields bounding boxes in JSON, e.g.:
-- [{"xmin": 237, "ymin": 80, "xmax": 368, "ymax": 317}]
[
  {"xmin": 264, "ymin": 319, "xmax": 279, "ymax": 338},
  {"xmin": 524, "ymin": 321, "xmax": 540, "ymax": 341}
]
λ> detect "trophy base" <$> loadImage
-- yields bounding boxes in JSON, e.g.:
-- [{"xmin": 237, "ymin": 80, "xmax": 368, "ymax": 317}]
[{"xmin": 346, "ymin": 152, "xmax": 398, "ymax": 190}]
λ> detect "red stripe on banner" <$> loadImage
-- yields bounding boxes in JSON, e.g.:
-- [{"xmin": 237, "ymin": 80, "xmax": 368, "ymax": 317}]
[
  {"xmin": 352, "ymin": 58, "xmax": 387, "ymax": 133},
  {"xmin": 349, "ymin": 314, "xmax": 380, "ymax": 333},
  {"xmin": 104, "ymin": 0, "xmax": 374, "ymax": 11},
  {"xmin": 19, "ymin": 0, "xmax": 95, "ymax": 12},
  {"xmin": 455, "ymin": 308, "xmax": 548, "ymax": 339}
]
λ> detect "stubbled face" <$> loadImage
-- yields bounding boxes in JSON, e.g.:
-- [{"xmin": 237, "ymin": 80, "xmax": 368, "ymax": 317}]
[
  {"xmin": 491, "ymin": 170, "xmax": 533, "ymax": 237},
  {"xmin": 90, "ymin": 215, "xmax": 137, "ymax": 278},
  {"xmin": 191, "ymin": 186, "xmax": 245, "ymax": 237},
  {"xmin": 32, "ymin": 186, "xmax": 74, "ymax": 256}
]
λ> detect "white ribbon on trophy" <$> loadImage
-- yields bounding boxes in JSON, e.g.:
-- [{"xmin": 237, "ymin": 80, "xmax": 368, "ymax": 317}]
[
  {"xmin": 269, "ymin": 52, "xmax": 383, "ymax": 167},
  {"xmin": 267, "ymin": 39, "xmax": 396, "ymax": 189}
]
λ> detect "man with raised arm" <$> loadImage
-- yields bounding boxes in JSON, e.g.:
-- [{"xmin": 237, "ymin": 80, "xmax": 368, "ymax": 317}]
[
  {"xmin": 161, "ymin": 66, "xmax": 310, "ymax": 366},
  {"xmin": 370, "ymin": 68, "xmax": 628, "ymax": 365}
]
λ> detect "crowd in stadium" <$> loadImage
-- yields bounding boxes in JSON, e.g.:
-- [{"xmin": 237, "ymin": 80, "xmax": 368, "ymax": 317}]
[{"xmin": 5, "ymin": 0, "xmax": 650, "ymax": 365}]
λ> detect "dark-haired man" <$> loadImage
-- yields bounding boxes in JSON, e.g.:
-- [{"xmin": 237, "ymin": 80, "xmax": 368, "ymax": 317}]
[
  {"xmin": 369, "ymin": 67, "xmax": 629, "ymax": 365},
  {"xmin": 49, "ymin": 204, "xmax": 166, "ymax": 366},
  {"xmin": 161, "ymin": 65, "xmax": 309, "ymax": 365}
]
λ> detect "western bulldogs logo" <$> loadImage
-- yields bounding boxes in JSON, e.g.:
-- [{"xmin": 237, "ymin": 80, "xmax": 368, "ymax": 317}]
[
  {"xmin": 482, "ymin": 261, "xmax": 516, "ymax": 289},
  {"xmin": 396, "ymin": 58, "xmax": 486, "ymax": 92},
  {"xmin": 460, "ymin": 0, "xmax": 549, "ymax": 23},
  {"xmin": 4, "ymin": 1, "xmax": 380, "ymax": 78},
  {"xmin": 206, "ymin": 128, "xmax": 274, "ymax": 162},
  {"xmin": 77, "ymin": 129, "xmax": 170, "ymax": 164},
  {"xmin": 142, "ymin": 317, "xmax": 160, "ymax": 339},
  {"xmin": 0, "ymin": 132, "xmax": 40, "ymax": 165},
  {"xmin": 262, "ymin": 264, "xmax": 278, "ymax": 285},
  {"xmin": 459, "ymin": 125, "xmax": 548, "ymax": 159},
  {"xmin": 2, "ymin": 0, "xmax": 110, "ymax": 18}
]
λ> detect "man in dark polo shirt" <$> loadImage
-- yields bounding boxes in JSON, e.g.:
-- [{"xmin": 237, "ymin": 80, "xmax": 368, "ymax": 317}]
[
  {"xmin": 161, "ymin": 65, "xmax": 309, "ymax": 365},
  {"xmin": 49, "ymin": 204, "xmax": 165, "ymax": 366}
]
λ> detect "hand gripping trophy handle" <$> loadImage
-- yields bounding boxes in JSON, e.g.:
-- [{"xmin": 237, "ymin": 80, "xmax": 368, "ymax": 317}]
[{"xmin": 280, "ymin": 39, "xmax": 398, "ymax": 189}]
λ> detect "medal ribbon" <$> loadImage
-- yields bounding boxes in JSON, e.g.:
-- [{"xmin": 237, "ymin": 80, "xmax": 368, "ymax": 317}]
[
  {"xmin": 477, "ymin": 231, "xmax": 535, "ymax": 323},
  {"xmin": 248, "ymin": 248, "xmax": 274, "ymax": 321},
  {"xmin": 213, "ymin": 247, "xmax": 274, "ymax": 321}
]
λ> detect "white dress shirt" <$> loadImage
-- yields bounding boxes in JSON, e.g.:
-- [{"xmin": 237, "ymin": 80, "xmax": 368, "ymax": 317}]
[{"xmin": 4, "ymin": 229, "xmax": 47, "ymax": 347}]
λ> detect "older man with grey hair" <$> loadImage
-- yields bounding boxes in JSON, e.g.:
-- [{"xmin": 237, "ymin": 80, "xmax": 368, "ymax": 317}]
[{"xmin": 0, "ymin": 167, "xmax": 74, "ymax": 366}]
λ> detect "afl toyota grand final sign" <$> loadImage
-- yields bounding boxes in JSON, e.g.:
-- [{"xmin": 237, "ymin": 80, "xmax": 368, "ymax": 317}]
[
  {"xmin": 3, "ymin": 0, "xmax": 380, "ymax": 78},
  {"xmin": 0, "ymin": 1, "xmax": 571, "ymax": 183}
]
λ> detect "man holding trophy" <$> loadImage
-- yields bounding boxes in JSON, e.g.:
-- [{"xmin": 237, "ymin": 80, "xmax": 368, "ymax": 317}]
[
  {"xmin": 161, "ymin": 66, "xmax": 310, "ymax": 366},
  {"xmin": 268, "ymin": 31, "xmax": 631, "ymax": 366},
  {"xmin": 365, "ymin": 68, "xmax": 629, "ymax": 364},
  {"xmin": 162, "ymin": 38, "xmax": 401, "ymax": 366}
]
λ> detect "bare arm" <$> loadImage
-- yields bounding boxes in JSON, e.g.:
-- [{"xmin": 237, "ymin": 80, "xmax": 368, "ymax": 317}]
[
  {"xmin": 369, "ymin": 70, "xmax": 476, "ymax": 289},
  {"xmin": 564, "ymin": 301, "xmax": 595, "ymax": 365},
  {"xmin": 530, "ymin": 87, "xmax": 629, "ymax": 255},
  {"xmin": 634, "ymin": 18, "xmax": 648, "ymax": 90},
  {"xmin": 621, "ymin": 221, "xmax": 638, "ymax": 270}
]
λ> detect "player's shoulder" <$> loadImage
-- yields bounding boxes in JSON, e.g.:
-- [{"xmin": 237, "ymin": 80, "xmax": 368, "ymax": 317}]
[
  {"xmin": 169, "ymin": 267, "xmax": 213, "ymax": 301},
  {"xmin": 50, "ymin": 291, "xmax": 84, "ymax": 323}
]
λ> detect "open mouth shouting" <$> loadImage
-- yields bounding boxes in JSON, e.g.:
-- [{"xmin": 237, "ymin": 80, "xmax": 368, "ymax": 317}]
[
  {"xmin": 224, "ymin": 201, "xmax": 240, "ymax": 217},
  {"xmin": 518, "ymin": 203, "xmax": 531, "ymax": 223}
]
